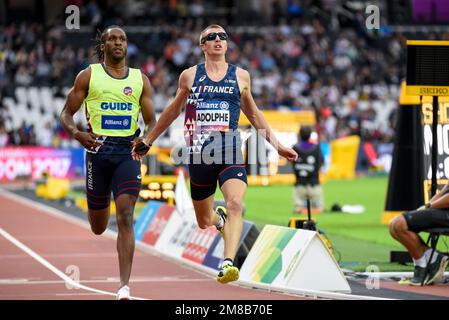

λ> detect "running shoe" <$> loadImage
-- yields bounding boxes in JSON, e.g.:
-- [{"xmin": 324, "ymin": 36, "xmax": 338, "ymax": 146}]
[
  {"xmin": 215, "ymin": 205, "xmax": 227, "ymax": 237},
  {"xmin": 116, "ymin": 285, "xmax": 130, "ymax": 300},
  {"xmin": 409, "ymin": 265, "xmax": 427, "ymax": 286},
  {"xmin": 216, "ymin": 264, "xmax": 240, "ymax": 284},
  {"xmin": 425, "ymin": 254, "xmax": 448, "ymax": 285}
]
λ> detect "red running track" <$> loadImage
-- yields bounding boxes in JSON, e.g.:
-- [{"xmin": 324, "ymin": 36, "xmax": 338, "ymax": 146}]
[{"xmin": 0, "ymin": 192, "xmax": 303, "ymax": 300}]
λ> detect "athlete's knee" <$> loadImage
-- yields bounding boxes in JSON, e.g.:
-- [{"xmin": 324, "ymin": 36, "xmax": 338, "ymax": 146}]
[
  {"xmin": 226, "ymin": 197, "xmax": 243, "ymax": 216},
  {"xmin": 197, "ymin": 215, "xmax": 212, "ymax": 229},
  {"xmin": 389, "ymin": 215, "xmax": 407, "ymax": 235},
  {"xmin": 388, "ymin": 220, "xmax": 396, "ymax": 237},
  {"xmin": 116, "ymin": 207, "xmax": 134, "ymax": 230},
  {"xmin": 90, "ymin": 223, "xmax": 107, "ymax": 235},
  {"xmin": 388, "ymin": 217, "xmax": 399, "ymax": 235},
  {"xmin": 195, "ymin": 209, "xmax": 214, "ymax": 229},
  {"xmin": 197, "ymin": 222, "xmax": 209, "ymax": 229},
  {"xmin": 88, "ymin": 209, "xmax": 109, "ymax": 235}
]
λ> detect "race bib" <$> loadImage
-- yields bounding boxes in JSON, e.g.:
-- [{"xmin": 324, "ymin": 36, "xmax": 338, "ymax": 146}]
[{"xmin": 195, "ymin": 101, "xmax": 230, "ymax": 131}]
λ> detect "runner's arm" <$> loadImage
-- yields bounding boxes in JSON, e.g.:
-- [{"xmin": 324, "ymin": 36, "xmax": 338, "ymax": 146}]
[
  {"xmin": 60, "ymin": 68, "xmax": 103, "ymax": 149},
  {"xmin": 239, "ymin": 69, "xmax": 297, "ymax": 161},
  {"xmin": 141, "ymin": 69, "xmax": 191, "ymax": 145}
]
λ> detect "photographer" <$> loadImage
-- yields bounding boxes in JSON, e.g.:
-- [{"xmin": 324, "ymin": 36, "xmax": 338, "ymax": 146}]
[{"xmin": 292, "ymin": 126, "xmax": 324, "ymax": 214}]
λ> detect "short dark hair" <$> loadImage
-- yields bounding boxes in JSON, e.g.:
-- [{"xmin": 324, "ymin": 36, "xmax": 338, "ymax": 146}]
[{"xmin": 299, "ymin": 126, "xmax": 312, "ymax": 141}]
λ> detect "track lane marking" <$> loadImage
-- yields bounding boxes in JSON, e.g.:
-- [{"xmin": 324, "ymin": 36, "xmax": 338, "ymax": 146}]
[
  {"xmin": 0, "ymin": 188, "xmax": 390, "ymax": 300},
  {"xmin": 0, "ymin": 227, "xmax": 147, "ymax": 300}
]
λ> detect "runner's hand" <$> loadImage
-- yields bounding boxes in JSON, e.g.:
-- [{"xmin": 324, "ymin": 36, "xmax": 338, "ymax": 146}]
[
  {"xmin": 278, "ymin": 145, "xmax": 298, "ymax": 162},
  {"xmin": 74, "ymin": 131, "xmax": 103, "ymax": 151},
  {"xmin": 131, "ymin": 137, "xmax": 152, "ymax": 161}
]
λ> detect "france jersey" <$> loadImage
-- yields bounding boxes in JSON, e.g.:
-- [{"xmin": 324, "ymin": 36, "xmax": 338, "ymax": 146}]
[{"xmin": 184, "ymin": 63, "xmax": 243, "ymax": 163}]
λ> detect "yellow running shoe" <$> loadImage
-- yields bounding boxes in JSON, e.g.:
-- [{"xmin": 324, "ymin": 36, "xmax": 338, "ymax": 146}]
[
  {"xmin": 217, "ymin": 264, "xmax": 240, "ymax": 284},
  {"xmin": 215, "ymin": 206, "xmax": 227, "ymax": 237},
  {"xmin": 398, "ymin": 278, "xmax": 412, "ymax": 285}
]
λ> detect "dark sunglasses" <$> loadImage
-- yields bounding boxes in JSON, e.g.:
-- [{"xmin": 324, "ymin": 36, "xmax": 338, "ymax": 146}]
[{"xmin": 201, "ymin": 32, "xmax": 228, "ymax": 44}]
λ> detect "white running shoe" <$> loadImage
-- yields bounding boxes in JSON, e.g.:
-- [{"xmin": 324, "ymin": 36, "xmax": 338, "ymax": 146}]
[
  {"xmin": 116, "ymin": 285, "xmax": 130, "ymax": 300},
  {"xmin": 215, "ymin": 206, "xmax": 227, "ymax": 237}
]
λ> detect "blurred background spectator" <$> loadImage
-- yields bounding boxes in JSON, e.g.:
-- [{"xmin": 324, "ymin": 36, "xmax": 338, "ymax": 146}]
[{"xmin": 0, "ymin": 0, "xmax": 447, "ymax": 149}]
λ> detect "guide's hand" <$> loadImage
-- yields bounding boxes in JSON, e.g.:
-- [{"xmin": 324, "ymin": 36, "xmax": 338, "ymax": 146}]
[{"xmin": 75, "ymin": 131, "xmax": 103, "ymax": 151}]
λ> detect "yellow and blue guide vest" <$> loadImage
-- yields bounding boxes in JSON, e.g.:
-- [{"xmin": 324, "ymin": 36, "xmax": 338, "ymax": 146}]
[{"xmin": 84, "ymin": 63, "xmax": 143, "ymax": 137}]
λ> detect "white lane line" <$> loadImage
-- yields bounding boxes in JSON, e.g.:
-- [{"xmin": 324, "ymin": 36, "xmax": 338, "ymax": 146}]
[
  {"xmin": 55, "ymin": 293, "xmax": 108, "ymax": 297},
  {"xmin": 0, "ymin": 227, "xmax": 147, "ymax": 300},
  {"xmin": 0, "ymin": 253, "xmax": 119, "ymax": 260},
  {"xmin": 0, "ymin": 252, "xmax": 149, "ymax": 260},
  {"xmin": 356, "ymin": 271, "xmax": 449, "ymax": 278},
  {"xmin": 0, "ymin": 277, "xmax": 209, "ymax": 285}
]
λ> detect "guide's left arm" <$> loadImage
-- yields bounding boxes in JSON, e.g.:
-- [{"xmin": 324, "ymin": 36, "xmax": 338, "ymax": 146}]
[{"xmin": 238, "ymin": 67, "xmax": 298, "ymax": 162}]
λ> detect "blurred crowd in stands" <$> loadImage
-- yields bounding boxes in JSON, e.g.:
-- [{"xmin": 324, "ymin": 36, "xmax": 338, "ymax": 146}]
[{"xmin": 1, "ymin": 0, "xmax": 448, "ymax": 148}]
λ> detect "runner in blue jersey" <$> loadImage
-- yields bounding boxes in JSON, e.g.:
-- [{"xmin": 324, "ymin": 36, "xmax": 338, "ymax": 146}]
[
  {"xmin": 133, "ymin": 24, "xmax": 297, "ymax": 283},
  {"xmin": 60, "ymin": 26, "xmax": 156, "ymax": 299}
]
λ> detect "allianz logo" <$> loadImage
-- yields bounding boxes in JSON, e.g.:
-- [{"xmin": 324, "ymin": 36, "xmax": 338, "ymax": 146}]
[
  {"xmin": 104, "ymin": 118, "xmax": 129, "ymax": 126},
  {"xmin": 197, "ymin": 101, "xmax": 229, "ymax": 110}
]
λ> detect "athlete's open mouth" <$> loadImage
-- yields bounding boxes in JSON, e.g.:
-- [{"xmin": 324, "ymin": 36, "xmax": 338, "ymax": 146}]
[{"xmin": 214, "ymin": 45, "xmax": 222, "ymax": 49}]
